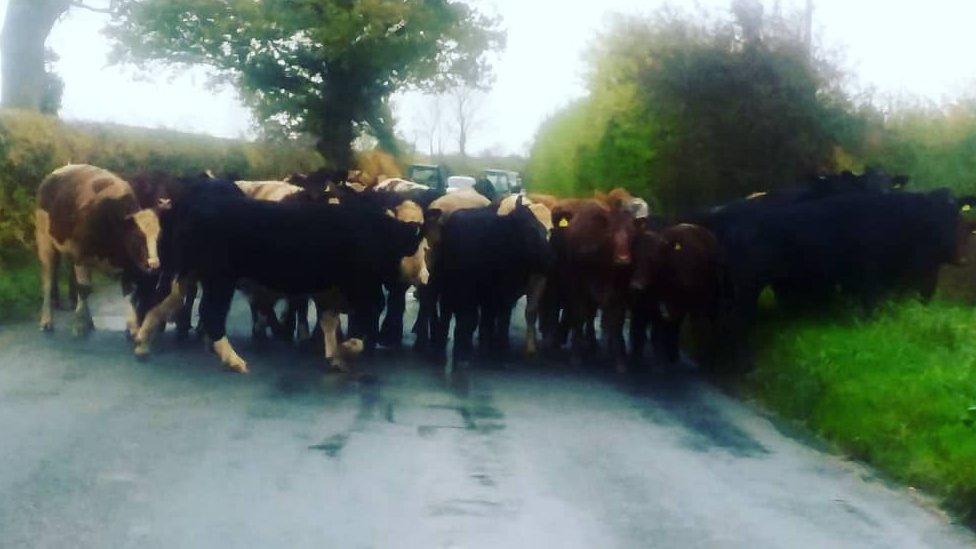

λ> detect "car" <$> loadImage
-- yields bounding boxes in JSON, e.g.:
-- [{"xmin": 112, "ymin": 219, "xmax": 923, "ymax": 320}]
[
  {"xmin": 446, "ymin": 175, "xmax": 477, "ymax": 193},
  {"xmin": 406, "ymin": 164, "xmax": 449, "ymax": 191},
  {"xmin": 482, "ymin": 169, "xmax": 522, "ymax": 196}
]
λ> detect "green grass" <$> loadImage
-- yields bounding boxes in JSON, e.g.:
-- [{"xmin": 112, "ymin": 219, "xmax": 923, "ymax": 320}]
[
  {"xmin": 0, "ymin": 260, "xmax": 39, "ymax": 324},
  {"xmin": 749, "ymin": 300, "xmax": 976, "ymax": 524}
]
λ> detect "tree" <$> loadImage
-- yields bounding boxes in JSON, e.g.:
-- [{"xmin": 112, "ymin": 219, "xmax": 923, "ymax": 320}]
[
  {"xmin": 0, "ymin": 0, "xmax": 114, "ymax": 111},
  {"xmin": 414, "ymin": 94, "xmax": 446, "ymax": 157},
  {"xmin": 107, "ymin": 0, "xmax": 504, "ymax": 171},
  {"xmin": 449, "ymin": 86, "xmax": 484, "ymax": 157},
  {"xmin": 528, "ymin": 6, "xmax": 863, "ymax": 213}
]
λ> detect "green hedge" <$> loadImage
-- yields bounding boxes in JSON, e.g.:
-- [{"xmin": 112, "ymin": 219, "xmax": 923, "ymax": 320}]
[{"xmin": 0, "ymin": 109, "xmax": 322, "ymax": 265}]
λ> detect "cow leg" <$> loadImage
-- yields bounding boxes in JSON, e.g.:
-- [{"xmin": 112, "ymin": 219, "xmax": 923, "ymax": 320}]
[
  {"xmin": 432, "ymin": 295, "xmax": 451, "ymax": 356},
  {"xmin": 630, "ymin": 301, "xmax": 650, "ymax": 367},
  {"xmin": 66, "ymin": 258, "xmax": 79, "ymax": 311},
  {"xmin": 249, "ymin": 298, "xmax": 265, "ymax": 340},
  {"xmin": 126, "ymin": 301, "xmax": 140, "ymax": 340},
  {"xmin": 496, "ymin": 298, "xmax": 515, "ymax": 356},
  {"xmin": 280, "ymin": 296, "xmax": 312, "ymax": 342},
  {"xmin": 378, "ymin": 280, "xmax": 407, "ymax": 348},
  {"xmin": 349, "ymin": 285, "xmax": 383, "ymax": 354},
  {"xmin": 602, "ymin": 302, "xmax": 627, "ymax": 374},
  {"xmin": 294, "ymin": 297, "xmax": 311, "ymax": 341},
  {"xmin": 524, "ymin": 275, "xmax": 546, "ymax": 356},
  {"xmin": 71, "ymin": 264, "xmax": 95, "ymax": 337},
  {"xmin": 50, "ymin": 250, "xmax": 62, "ymax": 311},
  {"xmin": 453, "ymin": 305, "xmax": 478, "ymax": 365},
  {"xmin": 200, "ymin": 280, "xmax": 247, "ymax": 373},
  {"xmin": 134, "ymin": 277, "xmax": 192, "ymax": 357},
  {"xmin": 414, "ymin": 284, "xmax": 437, "ymax": 352},
  {"xmin": 478, "ymin": 299, "xmax": 496, "ymax": 354},
  {"xmin": 320, "ymin": 309, "xmax": 347, "ymax": 371},
  {"xmin": 175, "ymin": 280, "xmax": 198, "ymax": 340},
  {"xmin": 35, "ymin": 209, "xmax": 57, "ymax": 331}
]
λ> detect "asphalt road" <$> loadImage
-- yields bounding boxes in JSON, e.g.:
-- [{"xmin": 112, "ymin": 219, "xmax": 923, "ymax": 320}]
[{"xmin": 1, "ymin": 289, "xmax": 973, "ymax": 548}]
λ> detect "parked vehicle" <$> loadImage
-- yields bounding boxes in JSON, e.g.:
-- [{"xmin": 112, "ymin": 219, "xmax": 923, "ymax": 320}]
[
  {"xmin": 407, "ymin": 164, "xmax": 449, "ymax": 191},
  {"xmin": 446, "ymin": 175, "xmax": 477, "ymax": 192},
  {"xmin": 482, "ymin": 169, "xmax": 522, "ymax": 196}
]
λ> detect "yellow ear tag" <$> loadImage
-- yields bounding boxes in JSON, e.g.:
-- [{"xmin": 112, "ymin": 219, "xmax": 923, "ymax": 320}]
[
  {"xmin": 328, "ymin": 197, "xmax": 340, "ymax": 205},
  {"xmin": 963, "ymin": 205, "xmax": 972, "ymax": 212},
  {"xmin": 674, "ymin": 242, "xmax": 682, "ymax": 251},
  {"xmin": 558, "ymin": 218, "xmax": 569, "ymax": 228}
]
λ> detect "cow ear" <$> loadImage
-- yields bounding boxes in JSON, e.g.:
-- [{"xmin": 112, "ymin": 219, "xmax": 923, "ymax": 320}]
[{"xmin": 515, "ymin": 195, "xmax": 524, "ymax": 208}]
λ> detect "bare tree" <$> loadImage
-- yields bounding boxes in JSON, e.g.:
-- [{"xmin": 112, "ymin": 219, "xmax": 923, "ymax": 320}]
[
  {"xmin": 1, "ymin": 0, "xmax": 115, "ymax": 111},
  {"xmin": 449, "ymin": 86, "xmax": 485, "ymax": 157},
  {"xmin": 413, "ymin": 94, "xmax": 446, "ymax": 157}
]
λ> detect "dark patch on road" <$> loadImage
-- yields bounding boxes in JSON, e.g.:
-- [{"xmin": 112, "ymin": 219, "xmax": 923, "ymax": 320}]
[
  {"xmin": 428, "ymin": 499, "xmax": 504, "ymax": 518},
  {"xmin": 631, "ymin": 373, "xmax": 768, "ymax": 458},
  {"xmin": 424, "ymin": 403, "xmax": 506, "ymax": 434},
  {"xmin": 470, "ymin": 473, "xmax": 496, "ymax": 487},
  {"xmin": 834, "ymin": 499, "xmax": 882, "ymax": 528},
  {"xmin": 309, "ymin": 433, "xmax": 349, "ymax": 458}
]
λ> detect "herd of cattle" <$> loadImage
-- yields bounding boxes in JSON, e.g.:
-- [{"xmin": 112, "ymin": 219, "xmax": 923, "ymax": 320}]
[{"xmin": 33, "ymin": 164, "xmax": 976, "ymax": 374}]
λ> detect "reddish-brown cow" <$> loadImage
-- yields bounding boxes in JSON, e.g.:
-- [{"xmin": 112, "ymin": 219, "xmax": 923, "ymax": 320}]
[{"xmin": 629, "ymin": 223, "xmax": 721, "ymax": 366}]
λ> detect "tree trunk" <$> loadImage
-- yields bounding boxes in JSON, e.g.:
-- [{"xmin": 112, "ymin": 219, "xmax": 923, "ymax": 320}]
[
  {"xmin": 316, "ymin": 114, "xmax": 355, "ymax": 175},
  {"xmin": 1, "ymin": 0, "xmax": 70, "ymax": 110}
]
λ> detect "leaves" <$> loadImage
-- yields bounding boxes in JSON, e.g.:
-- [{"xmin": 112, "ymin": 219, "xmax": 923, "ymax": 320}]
[{"xmin": 106, "ymin": 0, "xmax": 504, "ymax": 166}]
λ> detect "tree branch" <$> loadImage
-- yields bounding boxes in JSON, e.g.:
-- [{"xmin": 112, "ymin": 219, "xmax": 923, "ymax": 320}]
[{"xmin": 69, "ymin": 1, "xmax": 113, "ymax": 15}]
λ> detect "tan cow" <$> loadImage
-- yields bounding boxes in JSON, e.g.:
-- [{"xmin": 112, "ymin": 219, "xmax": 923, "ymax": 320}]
[{"xmin": 35, "ymin": 164, "xmax": 163, "ymax": 336}]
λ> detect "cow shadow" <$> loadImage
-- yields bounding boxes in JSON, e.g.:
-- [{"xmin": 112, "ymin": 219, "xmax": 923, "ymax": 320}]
[{"xmin": 625, "ymin": 366, "xmax": 769, "ymax": 458}]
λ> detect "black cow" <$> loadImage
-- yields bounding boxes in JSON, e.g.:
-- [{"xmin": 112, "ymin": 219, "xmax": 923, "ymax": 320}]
[
  {"xmin": 434, "ymin": 199, "xmax": 553, "ymax": 363},
  {"xmin": 711, "ymin": 187, "xmax": 973, "ymax": 328},
  {"xmin": 133, "ymin": 176, "xmax": 423, "ymax": 373}
]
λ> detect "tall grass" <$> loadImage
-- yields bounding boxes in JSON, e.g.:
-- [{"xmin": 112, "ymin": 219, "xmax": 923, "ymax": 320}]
[{"xmin": 749, "ymin": 300, "xmax": 976, "ymax": 524}]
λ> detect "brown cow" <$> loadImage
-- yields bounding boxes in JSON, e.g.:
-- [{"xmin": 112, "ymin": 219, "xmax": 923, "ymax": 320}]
[
  {"xmin": 558, "ymin": 198, "xmax": 636, "ymax": 371},
  {"xmin": 629, "ymin": 223, "xmax": 721, "ymax": 366},
  {"xmin": 35, "ymin": 164, "xmax": 163, "ymax": 336}
]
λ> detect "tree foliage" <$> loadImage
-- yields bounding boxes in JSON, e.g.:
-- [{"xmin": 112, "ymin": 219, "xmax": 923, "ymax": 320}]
[
  {"xmin": 108, "ymin": 0, "xmax": 505, "ymax": 170},
  {"xmin": 528, "ymin": 6, "xmax": 864, "ymax": 214}
]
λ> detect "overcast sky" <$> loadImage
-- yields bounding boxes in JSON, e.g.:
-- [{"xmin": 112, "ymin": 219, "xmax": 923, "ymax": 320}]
[{"xmin": 3, "ymin": 0, "xmax": 976, "ymax": 156}]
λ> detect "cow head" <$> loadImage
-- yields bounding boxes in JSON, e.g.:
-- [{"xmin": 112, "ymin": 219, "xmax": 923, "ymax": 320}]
[
  {"xmin": 629, "ymin": 231, "xmax": 669, "ymax": 292},
  {"xmin": 508, "ymin": 196, "xmax": 555, "ymax": 272},
  {"xmin": 609, "ymin": 206, "xmax": 636, "ymax": 266},
  {"xmin": 954, "ymin": 195, "xmax": 976, "ymax": 265},
  {"xmin": 123, "ymin": 208, "xmax": 162, "ymax": 273},
  {"xmin": 393, "ymin": 200, "xmax": 430, "ymax": 286}
]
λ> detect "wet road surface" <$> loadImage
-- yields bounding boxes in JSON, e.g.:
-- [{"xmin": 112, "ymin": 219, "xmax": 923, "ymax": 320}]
[{"xmin": 0, "ymin": 290, "xmax": 973, "ymax": 548}]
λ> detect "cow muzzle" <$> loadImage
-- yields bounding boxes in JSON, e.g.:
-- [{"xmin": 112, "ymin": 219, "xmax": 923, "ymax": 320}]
[
  {"xmin": 147, "ymin": 257, "xmax": 161, "ymax": 270},
  {"xmin": 614, "ymin": 254, "xmax": 632, "ymax": 266}
]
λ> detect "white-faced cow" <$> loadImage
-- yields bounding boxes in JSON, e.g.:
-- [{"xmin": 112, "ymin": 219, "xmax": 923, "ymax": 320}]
[{"xmin": 35, "ymin": 164, "xmax": 163, "ymax": 336}]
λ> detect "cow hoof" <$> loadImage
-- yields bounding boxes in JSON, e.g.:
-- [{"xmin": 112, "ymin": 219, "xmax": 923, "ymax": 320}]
[
  {"xmin": 341, "ymin": 338, "xmax": 365, "ymax": 360},
  {"xmin": 326, "ymin": 359, "xmax": 349, "ymax": 373},
  {"xmin": 39, "ymin": 321, "xmax": 54, "ymax": 333},
  {"xmin": 223, "ymin": 359, "xmax": 249, "ymax": 374},
  {"xmin": 297, "ymin": 326, "xmax": 311, "ymax": 342},
  {"xmin": 72, "ymin": 322, "xmax": 94, "ymax": 338},
  {"xmin": 133, "ymin": 342, "xmax": 151, "ymax": 360}
]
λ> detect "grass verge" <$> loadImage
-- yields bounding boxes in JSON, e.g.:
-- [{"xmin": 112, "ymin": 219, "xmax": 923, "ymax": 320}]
[
  {"xmin": 0, "ymin": 260, "xmax": 39, "ymax": 324},
  {"xmin": 748, "ymin": 300, "xmax": 976, "ymax": 525}
]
